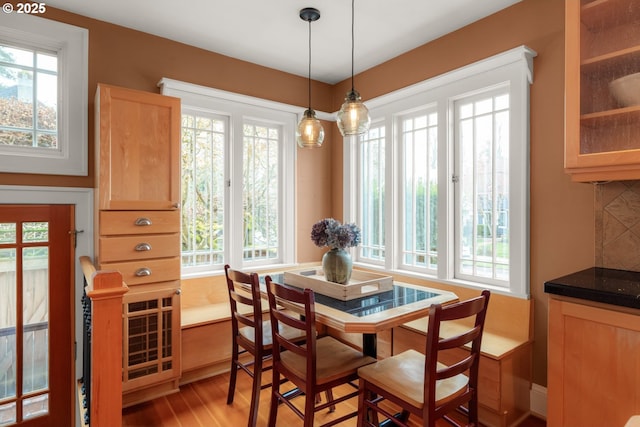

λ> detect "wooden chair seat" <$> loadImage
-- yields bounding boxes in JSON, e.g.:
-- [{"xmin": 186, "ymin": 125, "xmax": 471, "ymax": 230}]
[
  {"xmin": 280, "ymin": 335, "xmax": 375, "ymax": 386},
  {"xmin": 357, "ymin": 349, "xmax": 468, "ymax": 408}
]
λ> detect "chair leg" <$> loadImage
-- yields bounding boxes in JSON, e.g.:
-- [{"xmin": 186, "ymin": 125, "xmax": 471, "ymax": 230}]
[
  {"xmin": 325, "ymin": 389, "xmax": 336, "ymax": 413},
  {"xmin": 398, "ymin": 409, "xmax": 410, "ymax": 423},
  {"xmin": 227, "ymin": 345, "xmax": 239, "ymax": 404},
  {"xmin": 304, "ymin": 392, "xmax": 316, "ymax": 427},
  {"xmin": 247, "ymin": 356, "xmax": 262, "ymax": 427},
  {"xmin": 314, "ymin": 390, "xmax": 336, "ymax": 413},
  {"xmin": 267, "ymin": 373, "xmax": 280, "ymax": 427},
  {"xmin": 358, "ymin": 384, "xmax": 380, "ymax": 427},
  {"xmin": 356, "ymin": 383, "xmax": 366, "ymax": 427},
  {"xmin": 468, "ymin": 394, "xmax": 478, "ymax": 426}
]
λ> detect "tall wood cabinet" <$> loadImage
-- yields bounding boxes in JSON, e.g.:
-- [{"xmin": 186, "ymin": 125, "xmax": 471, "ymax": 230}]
[
  {"xmin": 565, "ymin": 0, "xmax": 640, "ymax": 182},
  {"xmin": 94, "ymin": 84, "xmax": 182, "ymax": 407}
]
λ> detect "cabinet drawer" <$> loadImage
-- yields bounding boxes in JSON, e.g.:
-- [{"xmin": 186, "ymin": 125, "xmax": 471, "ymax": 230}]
[
  {"xmin": 99, "ymin": 257, "xmax": 180, "ymax": 286},
  {"xmin": 99, "ymin": 210, "xmax": 180, "ymax": 235},
  {"xmin": 99, "ymin": 234, "xmax": 179, "ymax": 262}
]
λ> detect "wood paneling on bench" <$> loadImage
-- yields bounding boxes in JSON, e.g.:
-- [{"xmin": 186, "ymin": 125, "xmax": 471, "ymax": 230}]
[{"xmin": 181, "ymin": 275, "xmax": 237, "ymax": 384}]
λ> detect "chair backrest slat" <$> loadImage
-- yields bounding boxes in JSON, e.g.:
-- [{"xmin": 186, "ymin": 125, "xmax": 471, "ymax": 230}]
[{"xmin": 438, "ymin": 326, "xmax": 481, "ymax": 350}]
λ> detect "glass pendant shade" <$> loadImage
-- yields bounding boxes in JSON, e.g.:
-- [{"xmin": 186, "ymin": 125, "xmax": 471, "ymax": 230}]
[
  {"xmin": 296, "ymin": 108, "xmax": 324, "ymax": 148},
  {"xmin": 337, "ymin": 89, "xmax": 371, "ymax": 136}
]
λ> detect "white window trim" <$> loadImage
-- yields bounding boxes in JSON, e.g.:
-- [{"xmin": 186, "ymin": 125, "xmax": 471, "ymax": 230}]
[
  {"xmin": 159, "ymin": 78, "xmax": 298, "ymax": 275},
  {"xmin": 0, "ymin": 14, "xmax": 88, "ymax": 176},
  {"xmin": 343, "ymin": 45, "xmax": 535, "ymax": 298}
]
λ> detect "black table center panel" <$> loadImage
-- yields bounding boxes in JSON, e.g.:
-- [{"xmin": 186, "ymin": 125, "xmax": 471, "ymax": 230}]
[{"xmin": 266, "ymin": 273, "xmax": 441, "ymax": 317}]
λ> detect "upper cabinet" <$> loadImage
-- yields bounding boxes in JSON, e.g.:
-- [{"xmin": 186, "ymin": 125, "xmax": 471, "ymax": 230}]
[
  {"xmin": 95, "ymin": 84, "xmax": 181, "ymax": 210},
  {"xmin": 565, "ymin": 0, "xmax": 640, "ymax": 182}
]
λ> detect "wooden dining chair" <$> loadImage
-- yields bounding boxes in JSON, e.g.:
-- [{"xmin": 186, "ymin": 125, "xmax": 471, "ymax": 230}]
[
  {"xmin": 356, "ymin": 290, "xmax": 490, "ymax": 427},
  {"xmin": 224, "ymin": 265, "xmax": 306, "ymax": 427},
  {"xmin": 265, "ymin": 275, "xmax": 377, "ymax": 427}
]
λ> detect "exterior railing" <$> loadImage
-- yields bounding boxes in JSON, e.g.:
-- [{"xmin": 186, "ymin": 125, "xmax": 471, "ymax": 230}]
[{"xmin": 0, "ymin": 322, "xmax": 48, "ymax": 403}]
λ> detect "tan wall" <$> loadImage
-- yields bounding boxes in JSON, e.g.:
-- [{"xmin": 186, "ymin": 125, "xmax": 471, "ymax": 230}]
[{"xmin": 0, "ymin": 0, "xmax": 597, "ymax": 388}]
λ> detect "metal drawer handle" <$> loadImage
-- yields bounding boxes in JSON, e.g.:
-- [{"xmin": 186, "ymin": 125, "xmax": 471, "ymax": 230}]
[
  {"xmin": 135, "ymin": 243, "xmax": 152, "ymax": 252},
  {"xmin": 135, "ymin": 268, "xmax": 152, "ymax": 277},
  {"xmin": 134, "ymin": 217, "xmax": 152, "ymax": 226}
]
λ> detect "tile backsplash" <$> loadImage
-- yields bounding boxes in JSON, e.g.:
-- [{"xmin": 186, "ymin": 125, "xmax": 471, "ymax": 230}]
[{"xmin": 595, "ymin": 180, "xmax": 640, "ymax": 271}]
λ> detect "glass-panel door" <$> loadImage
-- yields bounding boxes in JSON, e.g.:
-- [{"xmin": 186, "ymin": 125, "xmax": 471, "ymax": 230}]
[{"xmin": 0, "ymin": 205, "xmax": 72, "ymax": 427}]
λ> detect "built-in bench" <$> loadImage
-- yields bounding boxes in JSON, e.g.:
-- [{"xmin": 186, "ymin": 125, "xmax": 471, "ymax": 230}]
[
  {"xmin": 179, "ymin": 269, "xmax": 532, "ymax": 427},
  {"xmin": 180, "ymin": 275, "xmax": 238, "ymax": 385},
  {"xmin": 180, "ymin": 274, "xmax": 289, "ymax": 385}
]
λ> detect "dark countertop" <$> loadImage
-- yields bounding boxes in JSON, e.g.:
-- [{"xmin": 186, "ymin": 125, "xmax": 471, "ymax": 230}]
[{"xmin": 544, "ymin": 267, "xmax": 640, "ymax": 310}]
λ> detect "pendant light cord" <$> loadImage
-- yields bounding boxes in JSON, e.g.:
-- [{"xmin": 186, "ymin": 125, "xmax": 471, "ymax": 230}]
[
  {"xmin": 308, "ymin": 18, "xmax": 312, "ymax": 110},
  {"xmin": 350, "ymin": 0, "xmax": 355, "ymax": 92}
]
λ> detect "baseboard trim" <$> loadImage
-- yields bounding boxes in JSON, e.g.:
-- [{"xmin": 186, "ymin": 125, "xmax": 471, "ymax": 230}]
[{"xmin": 530, "ymin": 383, "xmax": 547, "ymax": 419}]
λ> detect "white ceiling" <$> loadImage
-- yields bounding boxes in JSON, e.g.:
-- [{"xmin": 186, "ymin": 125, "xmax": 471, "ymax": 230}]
[{"xmin": 45, "ymin": 0, "xmax": 521, "ymax": 84}]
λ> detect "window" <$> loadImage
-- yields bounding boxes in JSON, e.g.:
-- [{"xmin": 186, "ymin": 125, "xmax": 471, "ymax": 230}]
[
  {"xmin": 345, "ymin": 46, "xmax": 535, "ymax": 298},
  {"xmin": 242, "ymin": 121, "xmax": 282, "ymax": 262},
  {"xmin": 359, "ymin": 123, "xmax": 386, "ymax": 265},
  {"xmin": 0, "ymin": 13, "xmax": 88, "ymax": 175},
  {"xmin": 160, "ymin": 79, "xmax": 296, "ymax": 276},
  {"xmin": 455, "ymin": 88, "xmax": 510, "ymax": 286},
  {"xmin": 400, "ymin": 108, "xmax": 438, "ymax": 272},
  {"xmin": 180, "ymin": 111, "xmax": 226, "ymax": 268}
]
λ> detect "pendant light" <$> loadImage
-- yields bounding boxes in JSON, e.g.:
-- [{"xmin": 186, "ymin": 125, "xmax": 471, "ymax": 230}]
[
  {"xmin": 296, "ymin": 7, "xmax": 325, "ymax": 149},
  {"xmin": 336, "ymin": 0, "xmax": 370, "ymax": 137}
]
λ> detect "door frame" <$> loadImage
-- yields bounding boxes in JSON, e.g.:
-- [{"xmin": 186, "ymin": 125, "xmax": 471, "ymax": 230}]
[{"xmin": 0, "ymin": 185, "xmax": 93, "ymax": 427}]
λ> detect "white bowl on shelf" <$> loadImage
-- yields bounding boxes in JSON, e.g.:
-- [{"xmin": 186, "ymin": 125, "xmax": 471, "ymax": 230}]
[{"xmin": 610, "ymin": 72, "xmax": 640, "ymax": 107}]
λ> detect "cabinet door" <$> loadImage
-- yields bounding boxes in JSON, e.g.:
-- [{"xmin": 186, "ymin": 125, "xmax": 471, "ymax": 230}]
[
  {"xmin": 565, "ymin": 0, "xmax": 640, "ymax": 181},
  {"xmin": 96, "ymin": 84, "xmax": 181, "ymax": 210},
  {"xmin": 548, "ymin": 298, "xmax": 640, "ymax": 426},
  {"xmin": 122, "ymin": 284, "xmax": 181, "ymax": 393}
]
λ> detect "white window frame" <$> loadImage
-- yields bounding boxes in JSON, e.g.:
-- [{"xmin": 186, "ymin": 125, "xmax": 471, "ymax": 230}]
[
  {"xmin": 159, "ymin": 78, "xmax": 297, "ymax": 277},
  {"xmin": 0, "ymin": 13, "xmax": 88, "ymax": 175},
  {"xmin": 397, "ymin": 104, "xmax": 439, "ymax": 274},
  {"xmin": 344, "ymin": 45, "xmax": 535, "ymax": 298}
]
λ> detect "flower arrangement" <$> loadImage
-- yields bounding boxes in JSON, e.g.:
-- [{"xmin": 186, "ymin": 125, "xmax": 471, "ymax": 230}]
[{"xmin": 310, "ymin": 218, "xmax": 361, "ymax": 250}]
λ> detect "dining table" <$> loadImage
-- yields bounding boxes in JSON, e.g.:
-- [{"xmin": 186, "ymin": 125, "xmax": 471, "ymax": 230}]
[{"xmin": 263, "ymin": 271, "xmax": 458, "ymax": 358}]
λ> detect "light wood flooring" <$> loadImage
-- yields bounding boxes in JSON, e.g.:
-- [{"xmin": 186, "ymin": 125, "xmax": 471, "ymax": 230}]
[{"xmin": 122, "ymin": 371, "xmax": 546, "ymax": 427}]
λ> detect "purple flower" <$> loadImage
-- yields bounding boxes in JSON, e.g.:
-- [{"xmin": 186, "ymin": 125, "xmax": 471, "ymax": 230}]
[{"xmin": 310, "ymin": 218, "xmax": 361, "ymax": 249}]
